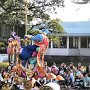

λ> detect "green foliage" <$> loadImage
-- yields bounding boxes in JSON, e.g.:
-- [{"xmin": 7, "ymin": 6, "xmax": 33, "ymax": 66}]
[
  {"xmin": 0, "ymin": 0, "xmax": 65, "ymax": 43},
  {"xmin": 2, "ymin": 0, "xmax": 13, "ymax": 10},
  {"xmin": 0, "ymin": 42, "xmax": 4, "ymax": 47},
  {"xmin": 0, "ymin": 0, "xmax": 64, "ymax": 26},
  {"xmin": 0, "ymin": 62, "xmax": 9, "ymax": 70},
  {"xmin": 47, "ymin": 18, "xmax": 64, "ymax": 43},
  {"xmin": 48, "ymin": 18, "xmax": 64, "ymax": 33},
  {"xmin": 28, "ymin": 18, "xmax": 65, "ymax": 34},
  {"xmin": 27, "ymin": 29, "xmax": 39, "ymax": 35}
]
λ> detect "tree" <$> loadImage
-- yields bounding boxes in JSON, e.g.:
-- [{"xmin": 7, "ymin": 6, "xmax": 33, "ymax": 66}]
[
  {"xmin": 48, "ymin": 18, "xmax": 64, "ymax": 33},
  {"xmin": 47, "ymin": 18, "xmax": 65, "ymax": 48},
  {"xmin": 27, "ymin": 18, "xmax": 64, "ymax": 34},
  {"xmin": 27, "ymin": 18, "xmax": 65, "ymax": 48},
  {"xmin": 0, "ymin": 0, "xmax": 64, "ymax": 30}
]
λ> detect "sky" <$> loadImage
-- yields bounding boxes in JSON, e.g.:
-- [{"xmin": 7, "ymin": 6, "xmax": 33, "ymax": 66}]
[{"xmin": 50, "ymin": 0, "xmax": 90, "ymax": 22}]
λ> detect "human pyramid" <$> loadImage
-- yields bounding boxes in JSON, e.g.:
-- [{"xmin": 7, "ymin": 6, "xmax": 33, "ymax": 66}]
[{"xmin": 2, "ymin": 30, "xmax": 63, "ymax": 90}]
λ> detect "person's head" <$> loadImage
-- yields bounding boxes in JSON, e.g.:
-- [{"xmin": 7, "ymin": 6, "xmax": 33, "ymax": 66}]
[
  {"xmin": 24, "ymin": 35, "xmax": 32, "ymax": 42},
  {"xmin": 24, "ymin": 35, "xmax": 28, "ymax": 40},
  {"xmin": 8, "ymin": 38, "xmax": 13, "ymax": 44},
  {"xmin": 44, "ymin": 61, "xmax": 47, "ymax": 67},
  {"xmin": 69, "ymin": 62, "xmax": 74, "ymax": 66},
  {"xmin": 53, "ymin": 62, "xmax": 56, "ymax": 66},
  {"xmin": 78, "ymin": 63, "xmax": 81, "ymax": 68},
  {"xmin": 61, "ymin": 63, "xmax": 65, "ymax": 67},
  {"xmin": 78, "ymin": 63, "xmax": 81, "ymax": 66}
]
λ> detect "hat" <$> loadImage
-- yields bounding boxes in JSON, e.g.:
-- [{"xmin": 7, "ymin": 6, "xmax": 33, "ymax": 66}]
[
  {"xmin": 8, "ymin": 38, "xmax": 13, "ymax": 42},
  {"xmin": 11, "ymin": 32, "xmax": 16, "ymax": 36}
]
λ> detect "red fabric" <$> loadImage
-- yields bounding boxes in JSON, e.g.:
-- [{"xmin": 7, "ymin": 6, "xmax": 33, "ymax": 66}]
[
  {"xmin": 35, "ymin": 34, "xmax": 49, "ymax": 50},
  {"xmin": 35, "ymin": 34, "xmax": 49, "ymax": 67}
]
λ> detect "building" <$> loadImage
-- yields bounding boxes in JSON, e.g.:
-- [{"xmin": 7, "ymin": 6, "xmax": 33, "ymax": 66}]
[
  {"xmin": 46, "ymin": 33, "xmax": 90, "ymax": 56},
  {"xmin": 45, "ymin": 21, "xmax": 90, "ymax": 65}
]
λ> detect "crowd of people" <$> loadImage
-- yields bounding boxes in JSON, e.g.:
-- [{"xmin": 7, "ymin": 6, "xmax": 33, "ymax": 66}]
[
  {"xmin": 55, "ymin": 62, "xmax": 90, "ymax": 89},
  {"xmin": 0, "ymin": 62, "xmax": 90, "ymax": 90}
]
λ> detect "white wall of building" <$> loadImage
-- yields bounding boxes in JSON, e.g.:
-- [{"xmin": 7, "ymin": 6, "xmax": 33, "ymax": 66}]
[
  {"xmin": 80, "ymin": 48, "xmax": 90, "ymax": 56},
  {"xmin": 46, "ymin": 48, "xmax": 90, "ymax": 56},
  {"xmin": 46, "ymin": 48, "xmax": 69, "ymax": 56},
  {"xmin": 69, "ymin": 49, "xmax": 80, "ymax": 56}
]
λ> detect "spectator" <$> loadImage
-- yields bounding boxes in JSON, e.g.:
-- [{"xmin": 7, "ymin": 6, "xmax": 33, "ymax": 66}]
[
  {"xmin": 68, "ymin": 62, "xmax": 76, "ymax": 72},
  {"xmin": 83, "ymin": 72, "xmax": 90, "ymax": 88}
]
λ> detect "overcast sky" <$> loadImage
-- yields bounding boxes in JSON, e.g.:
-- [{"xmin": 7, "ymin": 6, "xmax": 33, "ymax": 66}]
[{"xmin": 50, "ymin": 0, "xmax": 90, "ymax": 22}]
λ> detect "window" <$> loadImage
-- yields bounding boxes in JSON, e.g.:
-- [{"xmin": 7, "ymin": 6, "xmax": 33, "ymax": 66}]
[
  {"xmin": 88, "ymin": 37, "xmax": 90, "ymax": 48},
  {"xmin": 49, "ymin": 40, "xmax": 51, "ymax": 48},
  {"xmin": 60, "ymin": 37, "xmax": 67, "ymax": 48},
  {"xmin": 52, "ymin": 37, "xmax": 67, "ymax": 48},
  {"xmin": 69, "ymin": 37, "xmax": 73, "ymax": 48},
  {"xmin": 69, "ymin": 37, "xmax": 78, "ymax": 48},
  {"xmin": 81, "ymin": 37, "xmax": 87, "ymax": 48},
  {"xmin": 53, "ymin": 40, "xmax": 59, "ymax": 48}
]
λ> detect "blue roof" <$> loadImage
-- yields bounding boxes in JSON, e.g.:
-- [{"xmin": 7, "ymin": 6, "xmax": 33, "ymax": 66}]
[{"xmin": 60, "ymin": 21, "xmax": 90, "ymax": 33}]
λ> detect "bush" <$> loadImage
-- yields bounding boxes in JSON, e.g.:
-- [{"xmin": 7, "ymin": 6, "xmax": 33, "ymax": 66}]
[
  {"xmin": 0, "ymin": 42, "xmax": 4, "ymax": 47},
  {"xmin": 0, "ymin": 62, "xmax": 9, "ymax": 70}
]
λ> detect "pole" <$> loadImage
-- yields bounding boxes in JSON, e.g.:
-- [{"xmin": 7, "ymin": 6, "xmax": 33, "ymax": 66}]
[
  {"xmin": 25, "ymin": 0, "xmax": 28, "ymax": 46},
  {"xmin": 25, "ymin": 0, "xmax": 28, "ymax": 35}
]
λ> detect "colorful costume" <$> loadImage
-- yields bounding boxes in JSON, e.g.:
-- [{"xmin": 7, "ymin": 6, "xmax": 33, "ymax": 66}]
[
  {"xmin": 7, "ymin": 38, "xmax": 15, "ymax": 64},
  {"xmin": 7, "ymin": 38, "xmax": 14, "ymax": 55},
  {"xmin": 7, "ymin": 32, "xmax": 21, "ymax": 64},
  {"xmin": 34, "ymin": 33, "xmax": 49, "ymax": 67},
  {"xmin": 19, "ymin": 29, "xmax": 49, "ymax": 67}
]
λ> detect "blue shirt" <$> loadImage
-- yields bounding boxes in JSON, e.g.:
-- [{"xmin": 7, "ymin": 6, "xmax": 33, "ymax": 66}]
[{"xmin": 19, "ymin": 45, "xmax": 38, "ymax": 60}]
